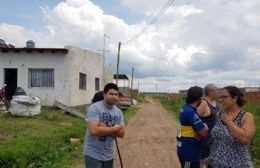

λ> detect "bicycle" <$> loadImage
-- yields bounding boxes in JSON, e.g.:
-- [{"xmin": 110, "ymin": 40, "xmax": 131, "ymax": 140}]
[{"xmin": 0, "ymin": 84, "xmax": 10, "ymax": 111}]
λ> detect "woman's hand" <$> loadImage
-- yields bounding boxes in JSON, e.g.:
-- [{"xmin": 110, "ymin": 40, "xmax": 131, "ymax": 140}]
[{"xmin": 220, "ymin": 112, "xmax": 233, "ymax": 125}]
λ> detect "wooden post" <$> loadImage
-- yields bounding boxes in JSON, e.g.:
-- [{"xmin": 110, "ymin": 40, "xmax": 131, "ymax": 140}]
[{"xmin": 116, "ymin": 41, "xmax": 121, "ymax": 85}]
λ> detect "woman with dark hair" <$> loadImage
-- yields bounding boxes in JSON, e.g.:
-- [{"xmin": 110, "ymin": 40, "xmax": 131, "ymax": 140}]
[
  {"xmin": 92, "ymin": 91, "xmax": 104, "ymax": 104},
  {"xmin": 205, "ymin": 86, "xmax": 256, "ymax": 168}
]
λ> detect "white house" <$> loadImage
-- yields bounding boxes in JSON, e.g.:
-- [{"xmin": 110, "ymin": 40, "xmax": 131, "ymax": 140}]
[
  {"xmin": 0, "ymin": 46, "xmax": 113, "ymax": 106},
  {"xmin": 113, "ymin": 74, "xmax": 130, "ymax": 93}
]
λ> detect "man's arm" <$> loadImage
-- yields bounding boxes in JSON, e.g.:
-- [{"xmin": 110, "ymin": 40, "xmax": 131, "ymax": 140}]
[
  {"xmin": 197, "ymin": 123, "xmax": 208, "ymax": 137},
  {"xmin": 190, "ymin": 113, "xmax": 209, "ymax": 138},
  {"xmin": 113, "ymin": 109, "xmax": 125, "ymax": 138},
  {"xmin": 88, "ymin": 121, "xmax": 122, "ymax": 136},
  {"xmin": 113, "ymin": 125, "xmax": 125, "ymax": 138},
  {"xmin": 197, "ymin": 100, "xmax": 210, "ymax": 117}
]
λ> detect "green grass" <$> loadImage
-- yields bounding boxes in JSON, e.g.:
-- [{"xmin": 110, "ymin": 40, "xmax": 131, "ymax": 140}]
[
  {"xmin": 159, "ymin": 97, "xmax": 184, "ymax": 121},
  {"xmin": 0, "ymin": 107, "xmax": 86, "ymax": 168},
  {"xmin": 157, "ymin": 97, "xmax": 260, "ymax": 167},
  {"xmin": 244, "ymin": 103, "xmax": 260, "ymax": 167},
  {"xmin": 0, "ymin": 104, "xmax": 138, "ymax": 168},
  {"xmin": 122, "ymin": 106, "xmax": 138, "ymax": 125},
  {"xmin": 131, "ymin": 94, "xmax": 145, "ymax": 103}
]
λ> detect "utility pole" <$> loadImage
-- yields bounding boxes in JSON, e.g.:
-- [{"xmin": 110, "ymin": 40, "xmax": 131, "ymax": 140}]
[
  {"xmin": 131, "ymin": 67, "xmax": 134, "ymax": 90},
  {"xmin": 98, "ymin": 34, "xmax": 110, "ymax": 69},
  {"xmin": 116, "ymin": 41, "xmax": 121, "ymax": 85}
]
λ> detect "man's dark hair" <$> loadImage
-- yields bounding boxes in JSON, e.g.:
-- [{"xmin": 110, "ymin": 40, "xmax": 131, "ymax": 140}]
[
  {"xmin": 186, "ymin": 86, "xmax": 203, "ymax": 104},
  {"xmin": 223, "ymin": 86, "xmax": 246, "ymax": 107},
  {"xmin": 103, "ymin": 83, "xmax": 119, "ymax": 94}
]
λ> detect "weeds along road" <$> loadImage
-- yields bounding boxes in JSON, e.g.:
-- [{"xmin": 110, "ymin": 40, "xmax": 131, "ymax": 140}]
[{"xmin": 114, "ymin": 98, "xmax": 181, "ymax": 168}]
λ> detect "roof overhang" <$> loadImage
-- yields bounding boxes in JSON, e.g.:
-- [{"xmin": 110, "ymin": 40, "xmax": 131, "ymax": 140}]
[
  {"xmin": 0, "ymin": 48, "xmax": 68, "ymax": 54},
  {"xmin": 114, "ymin": 74, "xmax": 129, "ymax": 80}
]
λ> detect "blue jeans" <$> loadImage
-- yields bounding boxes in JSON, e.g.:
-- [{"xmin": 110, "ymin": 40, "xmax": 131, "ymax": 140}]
[{"xmin": 84, "ymin": 155, "xmax": 113, "ymax": 168}]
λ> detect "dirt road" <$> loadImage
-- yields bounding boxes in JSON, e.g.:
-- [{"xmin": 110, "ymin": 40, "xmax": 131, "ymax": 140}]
[{"xmin": 114, "ymin": 98, "xmax": 180, "ymax": 168}]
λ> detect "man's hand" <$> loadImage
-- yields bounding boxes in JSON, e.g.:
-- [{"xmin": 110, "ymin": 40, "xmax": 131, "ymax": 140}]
[
  {"xmin": 112, "ymin": 124, "xmax": 122, "ymax": 133},
  {"xmin": 112, "ymin": 124, "xmax": 125, "ymax": 138}
]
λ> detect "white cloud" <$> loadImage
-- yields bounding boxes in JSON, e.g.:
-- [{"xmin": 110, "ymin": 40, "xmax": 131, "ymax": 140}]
[
  {"xmin": 166, "ymin": 45, "xmax": 207, "ymax": 66},
  {"xmin": 1, "ymin": 0, "xmax": 260, "ymax": 91},
  {"xmin": 0, "ymin": 23, "xmax": 58, "ymax": 47},
  {"xmin": 165, "ymin": 5, "xmax": 203, "ymax": 17},
  {"xmin": 121, "ymin": 0, "xmax": 166, "ymax": 15}
]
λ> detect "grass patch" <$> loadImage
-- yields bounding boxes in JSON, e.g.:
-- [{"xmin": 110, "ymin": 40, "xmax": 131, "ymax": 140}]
[
  {"xmin": 122, "ymin": 106, "xmax": 138, "ymax": 125},
  {"xmin": 0, "ymin": 107, "xmax": 86, "ymax": 168},
  {"xmin": 156, "ymin": 96, "xmax": 184, "ymax": 122},
  {"xmin": 0, "ymin": 103, "xmax": 139, "ymax": 168},
  {"xmin": 244, "ymin": 103, "xmax": 260, "ymax": 167},
  {"xmin": 157, "ymin": 97, "xmax": 260, "ymax": 167},
  {"xmin": 131, "ymin": 94, "xmax": 145, "ymax": 103}
]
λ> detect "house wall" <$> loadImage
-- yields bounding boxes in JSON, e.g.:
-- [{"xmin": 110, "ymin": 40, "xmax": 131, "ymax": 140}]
[
  {"xmin": 0, "ymin": 51, "xmax": 71, "ymax": 106},
  {"xmin": 103, "ymin": 67, "xmax": 114, "ymax": 86},
  {"xmin": 240, "ymin": 87, "xmax": 260, "ymax": 103},
  {"xmin": 66, "ymin": 46, "xmax": 104, "ymax": 106},
  {"xmin": 0, "ymin": 46, "xmax": 114, "ymax": 106},
  {"xmin": 113, "ymin": 79, "xmax": 130, "ymax": 88}
]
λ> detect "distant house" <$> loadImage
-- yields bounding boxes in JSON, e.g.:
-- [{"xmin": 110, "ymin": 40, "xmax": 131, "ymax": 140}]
[
  {"xmin": 113, "ymin": 74, "xmax": 129, "ymax": 93},
  {"xmin": 239, "ymin": 87, "xmax": 260, "ymax": 103},
  {"xmin": 0, "ymin": 46, "xmax": 113, "ymax": 106},
  {"xmin": 179, "ymin": 89, "xmax": 188, "ymax": 98}
]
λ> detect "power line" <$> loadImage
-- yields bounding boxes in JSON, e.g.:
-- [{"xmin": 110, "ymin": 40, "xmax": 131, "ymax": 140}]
[{"xmin": 122, "ymin": 0, "xmax": 175, "ymax": 45}]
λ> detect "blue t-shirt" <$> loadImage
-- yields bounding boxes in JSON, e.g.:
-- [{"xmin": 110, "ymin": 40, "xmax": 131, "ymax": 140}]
[
  {"xmin": 177, "ymin": 104, "xmax": 205, "ymax": 161},
  {"xmin": 83, "ymin": 101, "xmax": 124, "ymax": 161}
]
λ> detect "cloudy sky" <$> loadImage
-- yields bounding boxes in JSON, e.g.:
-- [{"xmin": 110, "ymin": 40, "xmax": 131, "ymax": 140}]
[{"xmin": 1, "ymin": 0, "xmax": 260, "ymax": 92}]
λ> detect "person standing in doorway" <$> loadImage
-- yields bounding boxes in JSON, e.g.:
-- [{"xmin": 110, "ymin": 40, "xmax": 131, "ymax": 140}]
[
  {"xmin": 84, "ymin": 83, "xmax": 125, "ymax": 168},
  {"xmin": 197, "ymin": 84, "xmax": 220, "ymax": 168},
  {"xmin": 177, "ymin": 86, "xmax": 209, "ymax": 168}
]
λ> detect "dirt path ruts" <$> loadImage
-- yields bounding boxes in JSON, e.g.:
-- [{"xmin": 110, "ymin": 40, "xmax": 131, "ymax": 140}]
[{"xmin": 114, "ymin": 98, "xmax": 180, "ymax": 168}]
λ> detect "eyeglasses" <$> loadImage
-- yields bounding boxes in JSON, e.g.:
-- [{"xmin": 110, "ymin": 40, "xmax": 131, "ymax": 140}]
[{"xmin": 218, "ymin": 95, "xmax": 231, "ymax": 100}]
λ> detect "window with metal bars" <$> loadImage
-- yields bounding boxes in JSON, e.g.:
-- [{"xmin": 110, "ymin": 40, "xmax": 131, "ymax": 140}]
[
  {"xmin": 95, "ymin": 77, "xmax": 100, "ymax": 91},
  {"xmin": 79, "ymin": 73, "xmax": 87, "ymax": 90},
  {"xmin": 28, "ymin": 69, "xmax": 54, "ymax": 88}
]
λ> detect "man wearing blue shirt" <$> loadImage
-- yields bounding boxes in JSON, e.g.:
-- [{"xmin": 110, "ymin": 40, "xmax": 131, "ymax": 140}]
[
  {"xmin": 84, "ymin": 83, "xmax": 125, "ymax": 168},
  {"xmin": 177, "ymin": 86, "xmax": 209, "ymax": 168}
]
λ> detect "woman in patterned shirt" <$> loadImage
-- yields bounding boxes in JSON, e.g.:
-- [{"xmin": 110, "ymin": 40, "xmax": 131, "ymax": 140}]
[{"xmin": 205, "ymin": 86, "xmax": 256, "ymax": 168}]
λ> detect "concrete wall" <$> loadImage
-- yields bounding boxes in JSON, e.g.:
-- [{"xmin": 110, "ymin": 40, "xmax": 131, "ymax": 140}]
[
  {"xmin": 113, "ymin": 79, "xmax": 130, "ymax": 88},
  {"xmin": 103, "ymin": 67, "xmax": 114, "ymax": 86},
  {"xmin": 0, "ymin": 51, "xmax": 71, "ymax": 106},
  {"xmin": 66, "ymin": 46, "xmax": 104, "ymax": 106},
  {"xmin": 240, "ymin": 87, "xmax": 260, "ymax": 103},
  {"xmin": 0, "ymin": 46, "xmax": 114, "ymax": 106}
]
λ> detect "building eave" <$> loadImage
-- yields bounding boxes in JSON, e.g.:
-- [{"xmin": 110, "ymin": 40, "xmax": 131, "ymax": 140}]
[{"xmin": 0, "ymin": 47, "xmax": 68, "ymax": 54}]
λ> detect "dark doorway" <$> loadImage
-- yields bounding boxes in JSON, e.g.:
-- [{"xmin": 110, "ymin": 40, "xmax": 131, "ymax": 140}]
[{"xmin": 4, "ymin": 69, "xmax": 17, "ymax": 101}]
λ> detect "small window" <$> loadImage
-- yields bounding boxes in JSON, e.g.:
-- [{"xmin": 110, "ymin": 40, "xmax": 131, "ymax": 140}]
[
  {"xmin": 28, "ymin": 69, "xmax": 54, "ymax": 88},
  {"xmin": 79, "ymin": 73, "xmax": 87, "ymax": 90},
  {"xmin": 95, "ymin": 77, "xmax": 100, "ymax": 91}
]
